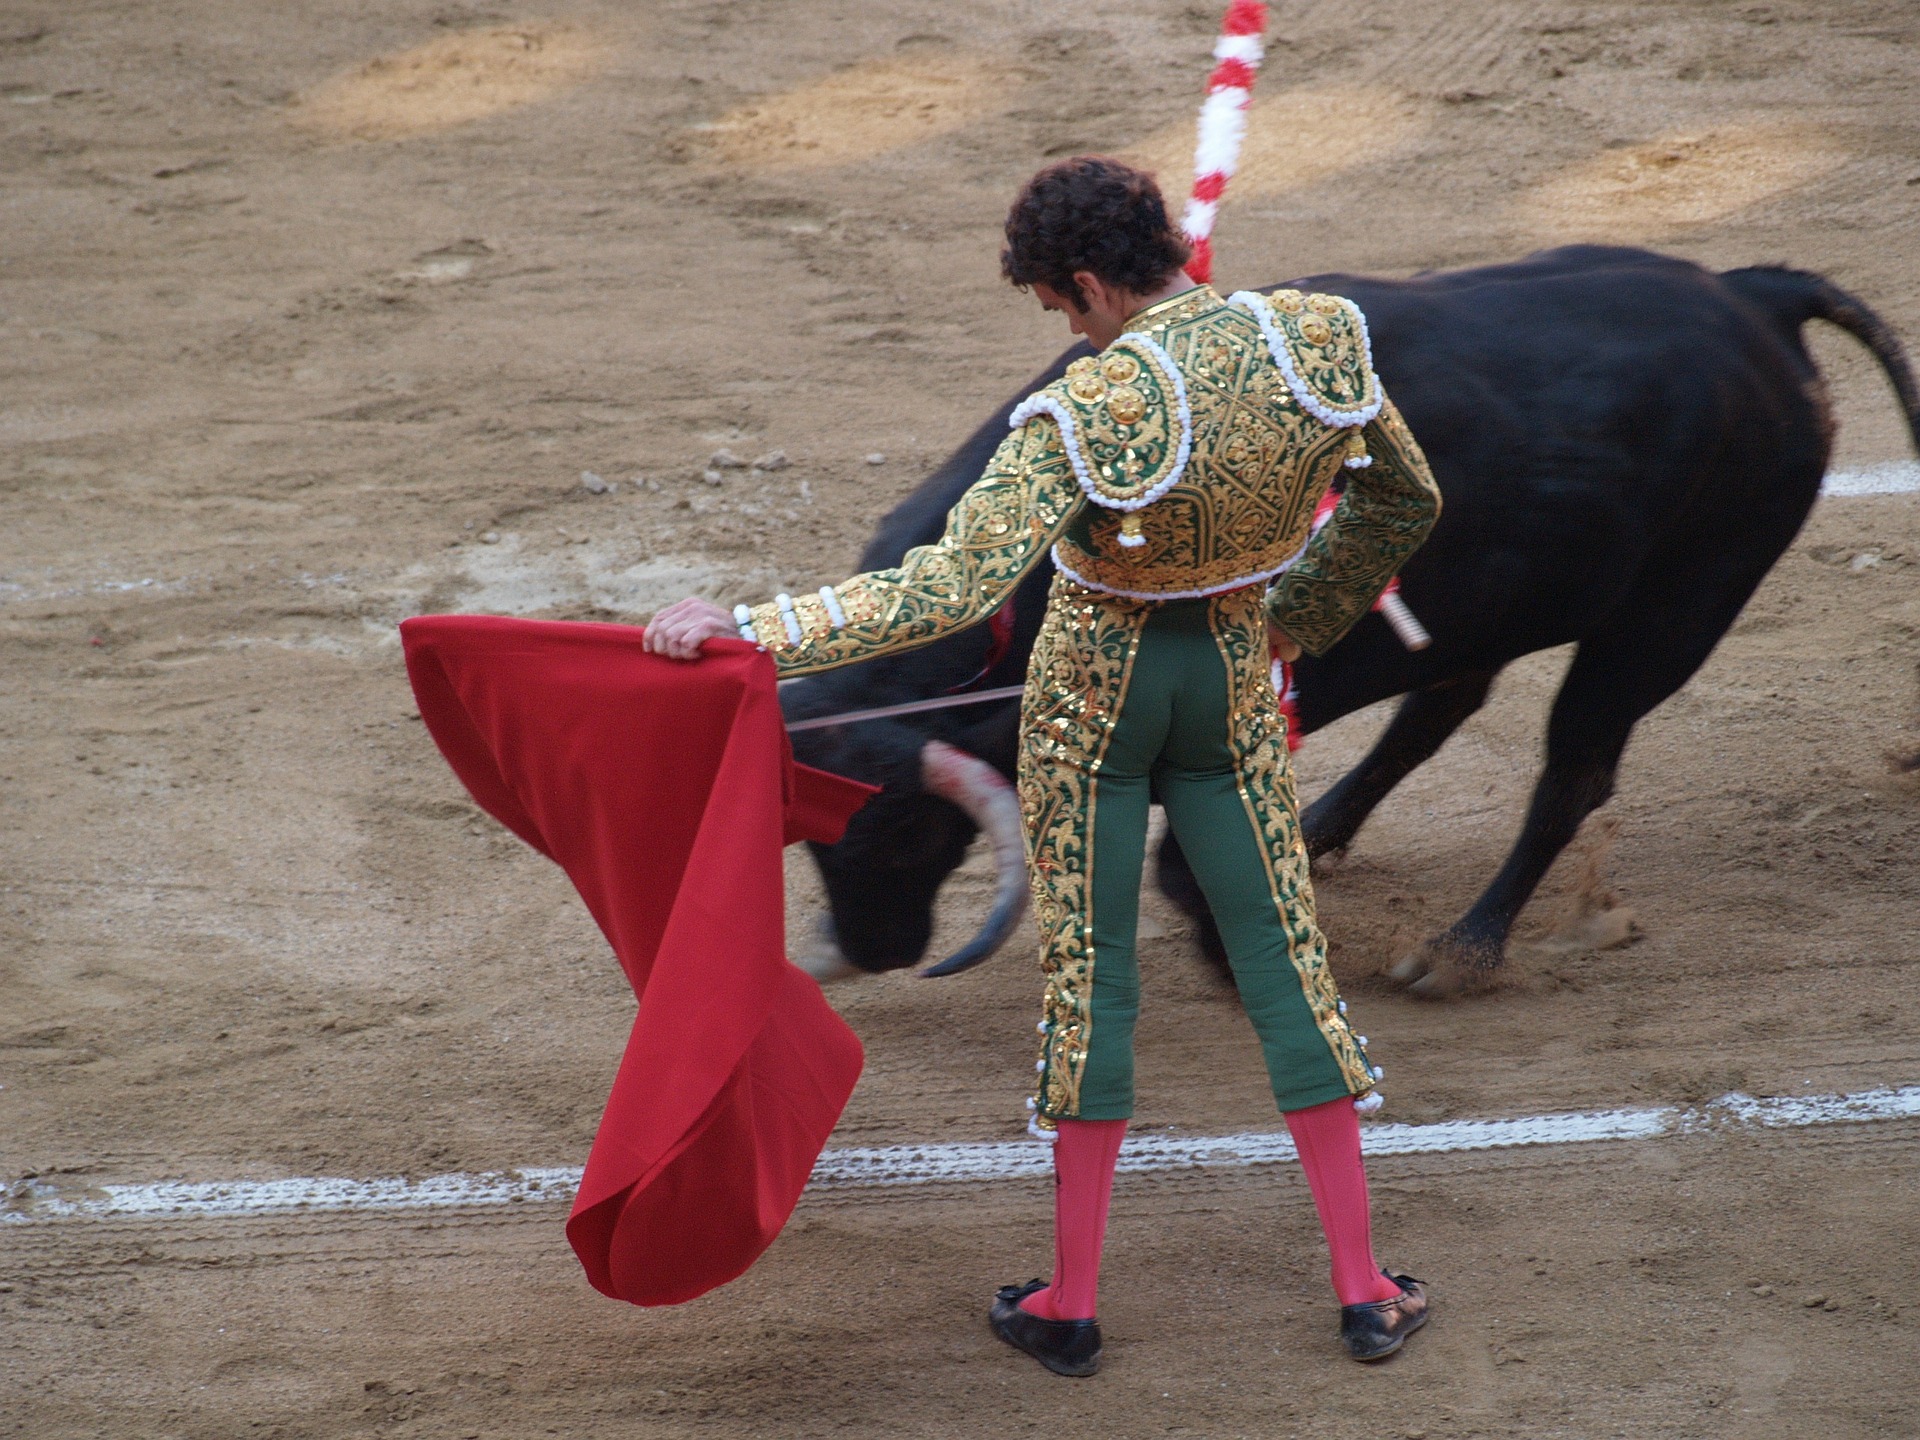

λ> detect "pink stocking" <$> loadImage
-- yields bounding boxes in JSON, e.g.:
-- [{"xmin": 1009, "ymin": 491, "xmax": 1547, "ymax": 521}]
[
  {"xmin": 1020, "ymin": 1117, "xmax": 1127, "ymax": 1322},
  {"xmin": 1284, "ymin": 1097, "xmax": 1401, "ymax": 1306}
]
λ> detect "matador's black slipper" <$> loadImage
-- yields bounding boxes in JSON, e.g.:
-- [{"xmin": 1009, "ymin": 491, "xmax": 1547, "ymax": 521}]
[
  {"xmin": 1340, "ymin": 1271, "xmax": 1429, "ymax": 1362},
  {"xmin": 989, "ymin": 1279, "xmax": 1103, "ymax": 1377}
]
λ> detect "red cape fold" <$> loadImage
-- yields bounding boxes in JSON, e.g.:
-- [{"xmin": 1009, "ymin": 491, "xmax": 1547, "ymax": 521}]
[{"xmin": 399, "ymin": 615, "xmax": 874, "ymax": 1305}]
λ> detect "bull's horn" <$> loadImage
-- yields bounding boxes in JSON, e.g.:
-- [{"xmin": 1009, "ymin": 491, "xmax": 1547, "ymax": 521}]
[{"xmin": 918, "ymin": 740, "xmax": 1028, "ymax": 977}]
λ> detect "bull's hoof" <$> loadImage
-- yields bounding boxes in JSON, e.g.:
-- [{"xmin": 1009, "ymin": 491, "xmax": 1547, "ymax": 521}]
[
  {"xmin": 1408, "ymin": 964, "xmax": 1508, "ymax": 1000},
  {"xmin": 1389, "ymin": 935, "xmax": 1507, "ymax": 1000},
  {"xmin": 1309, "ymin": 845, "xmax": 1350, "ymax": 877},
  {"xmin": 792, "ymin": 948, "xmax": 863, "ymax": 984}
]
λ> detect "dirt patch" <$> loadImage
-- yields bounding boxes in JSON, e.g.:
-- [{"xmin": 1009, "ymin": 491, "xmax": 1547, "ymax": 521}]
[
  {"xmin": 1125, "ymin": 84, "xmax": 1430, "ymax": 200},
  {"xmin": 292, "ymin": 24, "xmax": 602, "ymax": 140},
  {"xmin": 1517, "ymin": 122, "xmax": 1850, "ymax": 240},
  {"xmin": 701, "ymin": 55, "xmax": 1003, "ymax": 170}
]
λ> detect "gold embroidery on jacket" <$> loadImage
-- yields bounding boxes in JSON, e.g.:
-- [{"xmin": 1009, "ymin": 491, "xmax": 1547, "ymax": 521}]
[
  {"xmin": 1049, "ymin": 341, "xmax": 1185, "ymax": 506},
  {"xmin": 746, "ymin": 286, "xmax": 1436, "ymax": 668},
  {"xmin": 1051, "ymin": 292, "xmax": 1359, "ymax": 598},
  {"xmin": 1263, "ymin": 290, "xmax": 1381, "ymax": 421},
  {"xmin": 1265, "ymin": 398, "xmax": 1441, "ymax": 655}
]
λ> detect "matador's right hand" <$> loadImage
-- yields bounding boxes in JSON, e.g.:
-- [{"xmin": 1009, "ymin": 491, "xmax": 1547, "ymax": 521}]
[{"xmin": 644, "ymin": 597, "xmax": 737, "ymax": 661}]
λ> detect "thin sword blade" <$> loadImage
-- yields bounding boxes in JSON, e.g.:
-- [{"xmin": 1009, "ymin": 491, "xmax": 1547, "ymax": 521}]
[{"xmin": 785, "ymin": 684, "xmax": 1026, "ymax": 733}]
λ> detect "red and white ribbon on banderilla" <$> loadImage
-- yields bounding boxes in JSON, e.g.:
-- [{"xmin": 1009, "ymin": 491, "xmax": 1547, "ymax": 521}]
[
  {"xmin": 1179, "ymin": 0, "xmax": 1269, "ymax": 286},
  {"xmin": 1181, "ymin": 3, "xmax": 1428, "ymax": 658}
]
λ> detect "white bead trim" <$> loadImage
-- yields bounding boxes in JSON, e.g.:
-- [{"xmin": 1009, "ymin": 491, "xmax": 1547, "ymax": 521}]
[
  {"xmin": 774, "ymin": 592, "xmax": 803, "ymax": 647},
  {"xmin": 1344, "ymin": 454, "xmax": 1373, "ymax": 469},
  {"xmin": 1007, "ymin": 393, "xmax": 1086, "ymax": 485},
  {"xmin": 1354, "ymin": 1093, "xmax": 1384, "ymax": 1115},
  {"xmin": 733, "ymin": 603, "xmax": 755, "ymax": 642},
  {"xmin": 1225, "ymin": 290, "xmax": 1383, "ymax": 429},
  {"xmin": 1050, "ymin": 532, "xmax": 1309, "ymax": 603},
  {"xmin": 817, "ymin": 585, "xmax": 847, "ymax": 629},
  {"xmin": 1008, "ymin": 334, "xmax": 1194, "ymax": 513}
]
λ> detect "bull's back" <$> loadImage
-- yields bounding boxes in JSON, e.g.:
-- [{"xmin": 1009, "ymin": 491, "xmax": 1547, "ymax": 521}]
[{"xmin": 1295, "ymin": 247, "xmax": 1827, "ymax": 683}]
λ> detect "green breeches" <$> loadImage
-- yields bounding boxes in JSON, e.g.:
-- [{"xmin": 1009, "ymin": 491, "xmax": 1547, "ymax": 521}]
[{"xmin": 1019, "ymin": 579, "xmax": 1378, "ymax": 1123}]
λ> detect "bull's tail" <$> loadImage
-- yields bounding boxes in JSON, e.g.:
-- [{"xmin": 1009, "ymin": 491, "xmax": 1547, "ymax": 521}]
[{"xmin": 1721, "ymin": 265, "xmax": 1920, "ymax": 458}]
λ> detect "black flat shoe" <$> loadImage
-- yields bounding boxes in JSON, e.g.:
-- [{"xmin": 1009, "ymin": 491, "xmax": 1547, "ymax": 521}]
[
  {"xmin": 989, "ymin": 1279, "xmax": 1103, "ymax": 1377},
  {"xmin": 1340, "ymin": 1271, "xmax": 1429, "ymax": 1362}
]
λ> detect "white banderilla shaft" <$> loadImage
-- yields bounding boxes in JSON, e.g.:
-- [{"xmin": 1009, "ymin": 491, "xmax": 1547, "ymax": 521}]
[{"xmin": 1375, "ymin": 587, "xmax": 1431, "ymax": 651}]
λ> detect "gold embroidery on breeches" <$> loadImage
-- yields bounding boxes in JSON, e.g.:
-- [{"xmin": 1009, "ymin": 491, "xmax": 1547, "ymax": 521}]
[
  {"xmin": 1018, "ymin": 581, "xmax": 1151, "ymax": 1121},
  {"xmin": 1205, "ymin": 587, "xmax": 1377, "ymax": 1094}
]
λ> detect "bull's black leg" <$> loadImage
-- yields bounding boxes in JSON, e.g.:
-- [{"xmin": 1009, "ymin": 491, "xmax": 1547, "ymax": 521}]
[
  {"xmin": 1395, "ymin": 542, "xmax": 1789, "ymax": 997},
  {"xmin": 1160, "ymin": 669, "xmax": 1498, "ymax": 985},
  {"xmin": 1302, "ymin": 669, "xmax": 1500, "ymax": 856},
  {"xmin": 1390, "ymin": 735, "xmax": 1625, "ymax": 995}
]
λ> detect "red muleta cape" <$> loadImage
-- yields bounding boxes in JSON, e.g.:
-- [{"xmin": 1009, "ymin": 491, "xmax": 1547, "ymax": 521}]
[{"xmin": 400, "ymin": 616, "xmax": 875, "ymax": 1306}]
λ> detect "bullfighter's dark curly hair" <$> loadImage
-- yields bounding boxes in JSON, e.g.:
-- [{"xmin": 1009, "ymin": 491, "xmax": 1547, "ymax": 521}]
[{"xmin": 1001, "ymin": 156, "xmax": 1192, "ymax": 310}]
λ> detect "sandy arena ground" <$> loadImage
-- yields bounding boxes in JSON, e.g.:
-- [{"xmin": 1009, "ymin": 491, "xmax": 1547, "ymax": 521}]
[{"xmin": 4, "ymin": 1, "xmax": 1920, "ymax": 1435}]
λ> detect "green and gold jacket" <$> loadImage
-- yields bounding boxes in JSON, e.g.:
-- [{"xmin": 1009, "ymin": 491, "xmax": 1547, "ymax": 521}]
[{"xmin": 741, "ymin": 285, "xmax": 1441, "ymax": 670}]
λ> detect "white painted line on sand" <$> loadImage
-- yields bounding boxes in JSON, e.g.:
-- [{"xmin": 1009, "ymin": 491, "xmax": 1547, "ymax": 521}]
[
  {"xmin": 1, "ymin": 1166, "xmax": 586, "ymax": 1224},
  {"xmin": 1821, "ymin": 460, "xmax": 1920, "ymax": 497},
  {"xmin": 4, "ymin": 1085, "xmax": 1916, "ymax": 1226},
  {"xmin": 1704, "ymin": 1086, "xmax": 1920, "ymax": 1129}
]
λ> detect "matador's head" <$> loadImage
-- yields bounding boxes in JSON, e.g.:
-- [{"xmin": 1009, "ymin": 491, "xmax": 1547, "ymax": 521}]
[{"xmin": 1002, "ymin": 156, "xmax": 1195, "ymax": 351}]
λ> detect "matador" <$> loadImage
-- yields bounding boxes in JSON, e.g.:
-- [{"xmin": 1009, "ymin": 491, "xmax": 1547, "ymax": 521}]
[{"xmin": 647, "ymin": 156, "xmax": 1442, "ymax": 1372}]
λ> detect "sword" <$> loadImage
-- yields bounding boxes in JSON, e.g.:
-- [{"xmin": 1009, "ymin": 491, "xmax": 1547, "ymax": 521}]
[{"xmin": 784, "ymin": 684, "xmax": 1026, "ymax": 733}]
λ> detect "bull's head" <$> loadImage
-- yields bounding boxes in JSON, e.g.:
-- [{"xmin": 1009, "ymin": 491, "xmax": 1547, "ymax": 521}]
[
  {"xmin": 781, "ymin": 676, "xmax": 1030, "ymax": 981},
  {"xmin": 775, "ymin": 350, "xmax": 1075, "ymax": 980}
]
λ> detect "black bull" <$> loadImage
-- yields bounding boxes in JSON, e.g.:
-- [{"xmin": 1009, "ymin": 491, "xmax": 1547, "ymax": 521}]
[{"xmin": 777, "ymin": 245, "xmax": 1920, "ymax": 996}]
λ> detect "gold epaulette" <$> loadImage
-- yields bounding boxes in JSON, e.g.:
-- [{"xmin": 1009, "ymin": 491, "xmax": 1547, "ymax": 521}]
[
  {"xmin": 1007, "ymin": 334, "xmax": 1193, "ymax": 548},
  {"xmin": 1226, "ymin": 289, "xmax": 1382, "ymax": 430}
]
